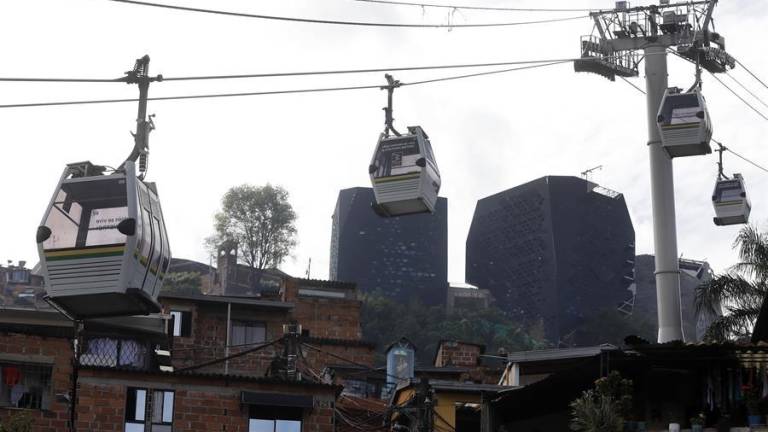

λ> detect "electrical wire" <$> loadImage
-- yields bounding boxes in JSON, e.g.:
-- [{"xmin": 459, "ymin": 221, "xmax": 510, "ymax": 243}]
[
  {"xmin": 0, "ymin": 61, "xmax": 568, "ymax": 109},
  {"xmin": 0, "ymin": 57, "xmax": 596, "ymax": 83},
  {"xmin": 175, "ymin": 337, "xmax": 282, "ymax": 372},
  {"xmin": 353, "ymin": 0, "xmax": 597, "ymax": 13},
  {"xmin": 108, "ymin": 0, "xmax": 588, "ymax": 28}
]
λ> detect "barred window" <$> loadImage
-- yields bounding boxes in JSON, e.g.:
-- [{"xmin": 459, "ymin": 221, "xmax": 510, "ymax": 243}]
[
  {"xmin": 0, "ymin": 362, "xmax": 52, "ymax": 410},
  {"xmin": 80, "ymin": 338, "xmax": 148, "ymax": 369}
]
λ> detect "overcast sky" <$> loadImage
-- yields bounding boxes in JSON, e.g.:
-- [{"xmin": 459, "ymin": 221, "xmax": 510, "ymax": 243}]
[{"xmin": 1, "ymin": 0, "xmax": 766, "ymax": 282}]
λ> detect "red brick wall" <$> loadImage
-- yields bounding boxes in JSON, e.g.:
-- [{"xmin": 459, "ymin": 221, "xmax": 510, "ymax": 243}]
[
  {"xmin": 78, "ymin": 370, "xmax": 337, "ymax": 432},
  {"xmin": 434, "ymin": 341, "xmax": 483, "ymax": 367},
  {"xmin": 0, "ymin": 332, "xmax": 72, "ymax": 432}
]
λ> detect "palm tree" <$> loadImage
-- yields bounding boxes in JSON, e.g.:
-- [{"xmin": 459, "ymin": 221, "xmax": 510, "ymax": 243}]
[{"xmin": 695, "ymin": 225, "xmax": 768, "ymax": 342}]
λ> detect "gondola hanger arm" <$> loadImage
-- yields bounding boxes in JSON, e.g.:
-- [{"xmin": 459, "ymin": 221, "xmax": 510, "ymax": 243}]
[
  {"xmin": 117, "ymin": 55, "xmax": 163, "ymax": 178},
  {"xmin": 381, "ymin": 73, "xmax": 401, "ymax": 137}
]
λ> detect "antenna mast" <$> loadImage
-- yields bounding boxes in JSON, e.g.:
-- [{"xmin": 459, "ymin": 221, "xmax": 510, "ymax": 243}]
[{"xmin": 574, "ymin": 0, "xmax": 734, "ymax": 343}]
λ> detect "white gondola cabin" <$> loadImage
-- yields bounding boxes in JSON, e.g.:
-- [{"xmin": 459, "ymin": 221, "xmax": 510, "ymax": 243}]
[
  {"xmin": 369, "ymin": 126, "xmax": 441, "ymax": 217},
  {"xmin": 36, "ymin": 160, "xmax": 170, "ymax": 319},
  {"xmin": 656, "ymin": 88, "xmax": 713, "ymax": 158},
  {"xmin": 712, "ymin": 173, "xmax": 751, "ymax": 226}
]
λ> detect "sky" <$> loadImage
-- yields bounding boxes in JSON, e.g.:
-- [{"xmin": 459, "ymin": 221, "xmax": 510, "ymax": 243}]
[{"xmin": 1, "ymin": 0, "xmax": 766, "ymax": 282}]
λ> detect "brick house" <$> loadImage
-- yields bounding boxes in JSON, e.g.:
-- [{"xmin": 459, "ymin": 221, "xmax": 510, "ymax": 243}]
[{"xmin": 0, "ymin": 270, "xmax": 375, "ymax": 432}]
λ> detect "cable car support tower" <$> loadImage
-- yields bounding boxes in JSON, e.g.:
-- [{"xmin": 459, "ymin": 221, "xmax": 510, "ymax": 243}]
[{"xmin": 574, "ymin": 0, "xmax": 735, "ymax": 343}]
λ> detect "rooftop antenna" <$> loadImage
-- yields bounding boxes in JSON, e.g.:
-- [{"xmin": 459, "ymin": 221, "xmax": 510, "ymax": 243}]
[
  {"xmin": 581, "ymin": 165, "xmax": 603, "ymax": 190},
  {"xmin": 574, "ymin": 0, "xmax": 734, "ymax": 343},
  {"xmin": 305, "ymin": 258, "xmax": 312, "ymax": 279}
]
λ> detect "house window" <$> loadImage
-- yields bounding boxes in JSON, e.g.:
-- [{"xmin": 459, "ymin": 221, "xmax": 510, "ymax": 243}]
[
  {"xmin": 0, "ymin": 362, "xmax": 52, "ymax": 410},
  {"xmin": 125, "ymin": 387, "xmax": 174, "ymax": 432},
  {"xmin": 231, "ymin": 320, "xmax": 266, "ymax": 345},
  {"xmin": 249, "ymin": 406, "xmax": 302, "ymax": 432},
  {"xmin": 170, "ymin": 310, "xmax": 192, "ymax": 337},
  {"xmin": 80, "ymin": 338, "xmax": 147, "ymax": 369}
]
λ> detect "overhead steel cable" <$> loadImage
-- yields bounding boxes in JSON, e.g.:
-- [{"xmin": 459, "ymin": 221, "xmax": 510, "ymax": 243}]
[
  {"xmin": 0, "ymin": 61, "xmax": 568, "ymax": 109},
  {"xmin": 735, "ymin": 58, "xmax": 768, "ymax": 93},
  {"xmin": 712, "ymin": 139, "xmax": 768, "ymax": 174},
  {"xmin": 354, "ymin": 0, "xmax": 597, "ymax": 13},
  {"xmin": 108, "ymin": 0, "xmax": 588, "ymax": 28},
  {"xmin": 726, "ymin": 72, "xmax": 768, "ymax": 111},
  {"xmin": 709, "ymin": 72, "xmax": 768, "ymax": 122},
  {"xmin": 0, "ymin": 56, "xmax": 592, "ymax": 83}
]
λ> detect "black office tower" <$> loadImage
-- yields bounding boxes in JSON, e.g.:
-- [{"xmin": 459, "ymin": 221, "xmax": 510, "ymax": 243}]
[
  {"xmin": 330, "ymin": 187, "xmax": 448, "ymax": 305},
  {"xmin": 466, "ymin": 176, "xmax": 635, "ymax": 343}
]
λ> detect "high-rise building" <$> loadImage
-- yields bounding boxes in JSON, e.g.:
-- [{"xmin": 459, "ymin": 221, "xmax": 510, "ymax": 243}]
[
  {"xmin": 631, "ymin": 255, "xmax": 716, "ymax": 342},
  {"xmin": 330, "ymin": 187, "xmax": 448, "ymax": 305},
  {"xmin": 466, "ymin": 176, "xmax": 635, "ymax": 343}
]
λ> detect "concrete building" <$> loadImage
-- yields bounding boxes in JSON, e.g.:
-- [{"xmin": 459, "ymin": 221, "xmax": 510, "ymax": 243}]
[
  {"xmin": 466, "ymin": 176, "xmax": 635, "ymax": 343},
  {"xmin": 329, "ymin": 187, "xmax": 448, "ymax": 305},
  {"xmin": 631, "ymin": 255, "xmax": 716, "ymax": 342},
  {"xmin": 446, "ymin": 283, "xmax": 492, "ymax": 314}
]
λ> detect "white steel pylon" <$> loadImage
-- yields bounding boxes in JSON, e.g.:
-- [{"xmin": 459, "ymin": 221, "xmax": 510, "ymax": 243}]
[{"xmin": 574, "ymin": 0, "xmax": 735, "ymax": 343}]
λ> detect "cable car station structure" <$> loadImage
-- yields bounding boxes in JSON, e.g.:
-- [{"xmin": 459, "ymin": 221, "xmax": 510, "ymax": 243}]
[{"xmin": 575, "ymin": 0, "xmax": 737, "ymax": 343}]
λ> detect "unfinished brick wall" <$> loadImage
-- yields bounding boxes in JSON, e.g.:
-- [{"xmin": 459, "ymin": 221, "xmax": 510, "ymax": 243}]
[
  {"xmin": 0, "ymin": 332, "xmax": 72, "ymax": 432},
  {"xmin": 434, "ymin": 341, "xmax": 484, "ymax": 367}
]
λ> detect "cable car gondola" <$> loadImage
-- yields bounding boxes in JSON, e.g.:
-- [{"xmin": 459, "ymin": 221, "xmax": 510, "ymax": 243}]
[
  {"xmin": 656, "ymin": 87, "xmax": 713, "ymax": 158},
  {"xmin": 36, "ymin": 161, "xmax": 170, "ymax": 319},
  {"xmin": 368, "ymin": 74, "xmax": 441, "ymax": 217},
  {"xmin": 712, "ymin": 173, "xmax": 751, "ymax": 226},
  {"xmin": 35, "ymin": 55, "xmax": 169, "ymax": 319},
  {"xmin": 370, "ymin": 126, "xmax": 441, "ymax": 216}
]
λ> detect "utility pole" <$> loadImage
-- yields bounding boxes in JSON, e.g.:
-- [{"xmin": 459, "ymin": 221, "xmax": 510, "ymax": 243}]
[{"xmin": 574, "ymin": 0, "xmax": 734, "ymax": 343}]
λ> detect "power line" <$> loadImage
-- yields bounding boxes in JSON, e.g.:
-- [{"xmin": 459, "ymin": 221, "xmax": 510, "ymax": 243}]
[
  {"xmin": 0, "ymin": 57, "xmax": 594, "ymax": 84},
  {"xmin": 0, "ymin": 62, "xmax": 567, "ymax": 109},
  {"xmin": 175, "ymin": 338, "xmax": 282, "ymax": 372},
  {"xmin": 108, "ymin": 0, "xmax": 587, "ymax": 28},
  {"xmin": 353, "ymin": 0, "xmax": 596, "ymax": 13}
]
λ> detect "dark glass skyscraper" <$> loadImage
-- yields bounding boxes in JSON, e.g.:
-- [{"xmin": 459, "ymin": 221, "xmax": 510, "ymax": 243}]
[
  {"xmin": 330, "ymin": 187, "xmax": 448, "ymax": 305},
  {"xmin": 466, "ymin": 176, "xmax": 635, "ymax": 343}
]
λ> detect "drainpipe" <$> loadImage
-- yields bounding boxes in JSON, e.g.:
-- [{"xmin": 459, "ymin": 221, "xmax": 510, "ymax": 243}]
[{"xmin": 225, "ymin": 302, "xmax": 231, "ymax": 374}]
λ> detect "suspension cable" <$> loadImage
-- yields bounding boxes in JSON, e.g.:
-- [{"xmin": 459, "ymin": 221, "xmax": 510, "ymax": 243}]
[{"xmin": 108, "ymin": 0, "xmax": 588, "ymax": 28}]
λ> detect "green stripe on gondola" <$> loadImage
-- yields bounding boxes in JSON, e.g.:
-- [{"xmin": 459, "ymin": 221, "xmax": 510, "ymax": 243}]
[
  {"xmin": 661, "ymin": 123, "xmax": 700, "ymax": 130},
  {"xmin": 373, "ymin": 173, "xmax": 421, "ymax": 184},
  {"xmin": 45, "ymin": 246, "xmax": 125, "ymax": 261}
]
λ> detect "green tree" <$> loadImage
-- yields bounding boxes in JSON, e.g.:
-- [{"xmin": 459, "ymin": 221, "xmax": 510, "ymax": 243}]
[
  {"xmin": 208, "ymin": 184, "xmax": 297, "ymax": 292},
  {"xmin": 695, "ymin": 225, "xmax": 768, "ymax": 342},
  {"xmin": 161, "ymin": 272, "xmax": 203, "ymax": 295},
  {"xmin": 360, "ymin": 293, "xmax": 547, "ymax": 364},
  {"xmin": 570, "ymin": 372, "xmax": 633, "ymax": 432}
]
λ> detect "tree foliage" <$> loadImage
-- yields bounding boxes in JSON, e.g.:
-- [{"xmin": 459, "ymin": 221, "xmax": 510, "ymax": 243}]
[
  {"xmin": 208, "ymin": 184, "xmax": 297, "ymax": 291},
  {"xmin": 572, "ymin": 308, "xmax": 656, "ymax": 347},
  {"xmin": 695, "ymin": 225, "xmax": 768, "ymax": 342},
  {"xmin": 360, "ymin": 293, "xmax": 548, "ymax": 364},
  {"xmin": 161, "ymin": 272, "xmax": 203, "ymax": 295},
  {"xmin": 570, "ymin": 372, "xmax": 633, "ymax": 432}
]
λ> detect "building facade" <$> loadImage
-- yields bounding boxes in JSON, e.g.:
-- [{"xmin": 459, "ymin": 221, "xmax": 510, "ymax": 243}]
[
  {"xmin": 466, "ymin": 176, "xmax": 635, "ymax": 344},
  {"xmin": 631, "ymin": 255, "xmax": 716, "ymax": 342},
  {"xmin": 329, "ymin": 187, "xmax": 448, "ymax": 305},
  {"xmin": 0, "ymin": 270, "xmax": 375, "ymax": 432}
]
